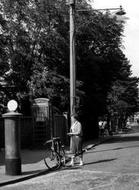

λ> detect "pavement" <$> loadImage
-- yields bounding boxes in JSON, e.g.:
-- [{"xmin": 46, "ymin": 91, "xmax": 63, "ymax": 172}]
[{"xmin": 0, "ymin": 135, "xmax": 112, "ymax": 187}]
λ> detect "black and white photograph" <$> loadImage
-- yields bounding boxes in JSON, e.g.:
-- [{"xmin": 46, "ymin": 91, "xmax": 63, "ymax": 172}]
[{"xmin": 0, "ymin": 0, "xmax": 139, "ymax": 189}]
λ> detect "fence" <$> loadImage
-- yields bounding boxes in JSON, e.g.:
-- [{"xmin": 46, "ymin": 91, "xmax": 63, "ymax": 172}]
[{"xmin": 0, "ymin": 114, "xmax": 68, "ymax": 149}]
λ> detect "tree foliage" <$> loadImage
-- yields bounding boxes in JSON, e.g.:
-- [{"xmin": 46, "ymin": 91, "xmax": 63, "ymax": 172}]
[
  {"xmin": 0, "ymin": 0, "xmax": 138, "ymax": 137},
  {"xmin": 107, "ymin": 58, "xmax": 139, "ymax": 128}
]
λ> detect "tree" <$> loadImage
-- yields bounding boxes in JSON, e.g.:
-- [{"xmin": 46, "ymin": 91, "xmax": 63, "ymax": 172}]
[
  {"xmin": 107, "ymin": 58, "xmax": 139, "ymax": 130},
  {"xmin": 0, "ymin": 0, "xmax": 138, "ymax": 139},
  {"xmin": 0, "ymin": 0, "xmax": 70, "ymax": 109},
  {"xmin": 74, "ymin": 8, "xmax": 128, "ymax": 138}
]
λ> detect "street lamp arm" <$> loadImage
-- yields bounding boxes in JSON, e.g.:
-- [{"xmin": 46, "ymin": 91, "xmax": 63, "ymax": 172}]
[
  {"xmin": 77, "ymin": 8, "xmax": 120, "ymax": 12},
  {"xmin": 77, "ymin": 5, "xmax": 126, "ymax": 15}
]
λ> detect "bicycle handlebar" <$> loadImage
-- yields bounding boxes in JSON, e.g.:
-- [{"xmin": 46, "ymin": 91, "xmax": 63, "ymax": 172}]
[{"xmin": 43, "ymin": 137, "xmax": 61, "ymax": 145}]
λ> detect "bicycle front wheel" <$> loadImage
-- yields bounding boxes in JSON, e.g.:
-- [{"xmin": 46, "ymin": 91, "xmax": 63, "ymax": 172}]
[{"xmin": 44, "ymin": 149, "xmax": 61, "ymax": 170}]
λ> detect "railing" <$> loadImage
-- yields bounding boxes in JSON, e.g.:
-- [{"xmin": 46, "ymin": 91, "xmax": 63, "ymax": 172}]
[{"xmin": 0, "ymin": 114, "xmax": 69, "ymax": 148}]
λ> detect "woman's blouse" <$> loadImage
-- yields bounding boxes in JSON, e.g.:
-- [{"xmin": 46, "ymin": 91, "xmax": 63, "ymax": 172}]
[{"xmin": 71, "ymin": 121, "xmax": 83, "ymax": 136}]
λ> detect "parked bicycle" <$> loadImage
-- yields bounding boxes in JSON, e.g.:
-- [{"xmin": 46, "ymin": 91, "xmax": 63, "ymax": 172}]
[{"xmin": 43, "ymin": 136, "xmax": 94, "ymax": 170}]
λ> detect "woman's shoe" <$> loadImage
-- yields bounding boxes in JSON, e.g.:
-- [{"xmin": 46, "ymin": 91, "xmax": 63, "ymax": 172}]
[
  {"xmin": 69, "ymin": 161, "xmax": 74, "ymax": 166},
  {"xmin": 79, "ymin": 160, "xmax": 84, "ymax": 166},
  {"xmin": 69, "ymin": 157, "xmax": 75, "ymax": 166}
]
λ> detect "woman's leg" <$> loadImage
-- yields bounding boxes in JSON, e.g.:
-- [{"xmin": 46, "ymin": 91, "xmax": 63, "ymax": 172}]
[
  {"xmin": 79, "ymin": 154, "xmax": 83, "ymax": 166},
  {"xmin": 69, "ymin": 155, "xmax": 75, "ymax": 166},
  {"xmin": 69, "ymin": 136, "xmax": 76, "ymax": 166},
  {"xmin": 76, "ymin": 137, "xmax": 84, "ymax": 166}
]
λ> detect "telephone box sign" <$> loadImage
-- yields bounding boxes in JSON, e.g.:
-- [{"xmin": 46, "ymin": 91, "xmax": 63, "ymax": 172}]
[
  {"xmin": 66, "ymin": 0, "xmax": 75, "ymax": 5},
  {"xmin": 32, "ymin": 98, "xmax": 50, "ymax": 122},
  {"xmin": 33, "ymin": 98, "xmax": 49, "ymax": 106}
]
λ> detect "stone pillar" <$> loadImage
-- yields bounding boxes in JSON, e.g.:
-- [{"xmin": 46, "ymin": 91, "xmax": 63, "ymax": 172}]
[{"xmin": 2, "ymin": 112, "xmax": 22, "ymax": 175}]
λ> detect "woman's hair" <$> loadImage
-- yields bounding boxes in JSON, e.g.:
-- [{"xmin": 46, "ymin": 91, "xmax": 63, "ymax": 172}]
[{"xmin": 73, "ymin": 114, "xmax": 79, "ymax": 121}]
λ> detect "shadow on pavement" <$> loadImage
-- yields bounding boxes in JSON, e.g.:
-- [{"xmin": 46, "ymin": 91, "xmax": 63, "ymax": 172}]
[
  {"xmin": 0, "ymin": 149, "xmax": 46, "ymax": 166},
  {"xmin": 103, "ymin": 135, "xmax": 139, "ymax": 144},
  {"xmin": 91, "ymin": 144, "xmax": 139, "ymax": 154},
  {"xmin": 0, "ymin": 169, "xmax": 49, "ymax": 187},
  {"xmin": 84, "ymin": 158, "xmax": 117, "ymax": 166},
  {"xmin": 22, "ymin": 170, "xmax": 43, "ymax": 175},
  {"xmin": 21, "ymin": 150, "xmax": 45, "ymax": 164}
]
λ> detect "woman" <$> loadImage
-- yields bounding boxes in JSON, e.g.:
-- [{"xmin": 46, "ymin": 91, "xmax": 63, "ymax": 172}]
[{"xmin": 68, "ymin": 114, "xmax": 83, "ymax": 166}]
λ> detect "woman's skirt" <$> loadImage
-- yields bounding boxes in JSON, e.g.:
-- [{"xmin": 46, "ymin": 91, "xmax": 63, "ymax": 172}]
[{"xmin": 71, "ymin": 136, "xmax": 82, "ymax": 156}]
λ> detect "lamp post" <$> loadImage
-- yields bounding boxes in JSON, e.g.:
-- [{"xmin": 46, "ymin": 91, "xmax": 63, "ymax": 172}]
[
  {"xmin": 66, "ymin": 0, "xmax": 76, "ymax": 124},
  {"xmin": 66, "ymin": 1, "xmax": 126, "ymax": 124}
]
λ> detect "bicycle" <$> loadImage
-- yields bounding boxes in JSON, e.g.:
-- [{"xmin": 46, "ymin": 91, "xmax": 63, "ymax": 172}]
[
  {"xmin": 43, "ymin": 136, "xmax": 95, "ymax": 170},
  {"xmin": 43, "ymin": 137, "xmax": 66, "ymax": 170}
]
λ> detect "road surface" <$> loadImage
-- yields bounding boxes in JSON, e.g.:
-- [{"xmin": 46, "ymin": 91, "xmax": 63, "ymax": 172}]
[{"xmin": 2, "ymin": 133, "xmax": 139, "ymax": 190}]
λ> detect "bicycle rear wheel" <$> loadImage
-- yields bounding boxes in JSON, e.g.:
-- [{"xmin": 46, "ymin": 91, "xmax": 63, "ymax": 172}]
[{"xmin": 44, "ymin": 149, "xmax": 61, "ymax": 170}]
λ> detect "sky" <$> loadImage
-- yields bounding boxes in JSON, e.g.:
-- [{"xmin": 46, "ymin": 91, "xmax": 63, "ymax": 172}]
[{"xmin": 92, "ymin": 0, "xmax": 139, "ymax": 78}]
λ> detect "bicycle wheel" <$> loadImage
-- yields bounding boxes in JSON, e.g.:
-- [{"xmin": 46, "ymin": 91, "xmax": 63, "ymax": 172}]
[{"xmin": 44, "ymin": 149, "xmax": 61, "ymax": 170}]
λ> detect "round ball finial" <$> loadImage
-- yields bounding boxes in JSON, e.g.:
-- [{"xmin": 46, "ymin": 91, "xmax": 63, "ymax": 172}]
[{"xmin": 7, "ymin": 100, "xmax": 18, "ymax": 112}]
